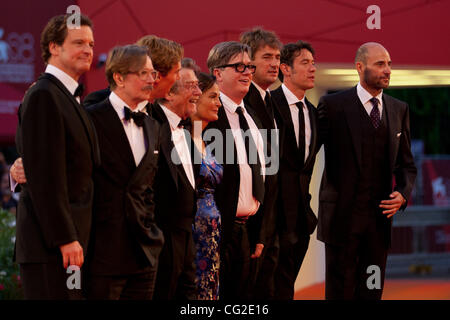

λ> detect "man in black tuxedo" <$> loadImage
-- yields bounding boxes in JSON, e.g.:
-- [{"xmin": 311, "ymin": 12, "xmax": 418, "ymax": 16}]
[
  {"xmin": 206, "ymin": 41, "xmax": 267, "ymax": 299},
  {"xmin": 14, "ymin": 14, "xmax": 99, "ymax": 299},
  {"xmin": 240, "ymin": 28, "xmax": 283, "ymax": 299},
  {"xmin": 85, "ymin": 45, "xmax": 163, "ymax": 299},
  {"xmin": 151, "ymin": 67, "xmax": 202, "ymax": 299},
  {"xmin": 83, "ymin": 35, "xmax": 183, "ymax": 107},
  {"xmin": 317, "ymin": 42, "xmax": 417, "ymax": 299},
  {"xmin": 270, "ymin": 41, "xmax": 320, "ymax": 299}
]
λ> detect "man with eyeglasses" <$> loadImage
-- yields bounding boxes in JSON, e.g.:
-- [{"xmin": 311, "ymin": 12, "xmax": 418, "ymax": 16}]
[
  {"xmin": 83, "ymin": 44, "xmax": 164, "ymax": 299},
  {"xmin": 206, "ymin": 41, "xmax": 267, "ymax": 299},
  {"xmin": 11, "ymin": 44, "xmax": 164, "ymax": 299},
  {"xmin": 151, "ymin": 67, "xmax": 202, "ymax": 299},
  {"xmin": 240, "ymin": 27, "xmax": 284, "ymax": 300},
  {"xmin": 270, "ymin": 41, "xmax": 320, "ymax": 299},
  {"xmin": 83, "ymin": 35, "xmax": 183, "ymax": 107}
]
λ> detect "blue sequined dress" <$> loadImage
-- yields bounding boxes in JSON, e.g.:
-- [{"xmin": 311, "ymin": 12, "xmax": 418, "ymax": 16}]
[{"xmin": 192, "ymin": 147, "xmax": 223, "ymax": 300}]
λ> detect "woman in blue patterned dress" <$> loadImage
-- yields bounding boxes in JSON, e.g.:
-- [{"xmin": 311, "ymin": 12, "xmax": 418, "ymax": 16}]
[{"xmin": 190, "ymin": 72, "xmax": 223, "ymax": 300}]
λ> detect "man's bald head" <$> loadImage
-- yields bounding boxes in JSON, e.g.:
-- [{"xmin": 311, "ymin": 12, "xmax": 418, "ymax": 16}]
[
  {"xmin": 355, "ymin": 42, "xmax": 391, "ymax": 95},
  {"xmin": 355, "ymin": 42, "xmax": 387, "ymax": 64}
]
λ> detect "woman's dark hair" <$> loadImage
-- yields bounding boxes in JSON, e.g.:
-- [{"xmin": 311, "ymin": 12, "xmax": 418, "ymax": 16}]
[{"xmin": 197, "ymin": 72, "xmax": 216, "ymax": 92}]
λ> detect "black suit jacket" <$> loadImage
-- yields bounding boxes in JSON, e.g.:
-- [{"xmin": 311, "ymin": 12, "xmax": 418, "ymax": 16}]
[
  {"xmin": 271, "ymin": 86, "xmax": 319, "ymax": 244},
  {"xmin": 206, "ymin": 100, "xmax": 266, "ymax": 250},
  {"xmin": 83, "ymin": 87, "xmax": 111, "ymax": 107},
  {"xmin": 244, "ymin": 83, "xmax": 282, "ymax": 244},
  {"xmin": 151, "ymin": 103, "xmax": 197, "ymax": 232},
  {"xmin": 86, "ymin": 98, "xmax": 164, "ymax": 275},
  {"xmin": 317, "ymin": 86, "xmax": 417, "ymax": 246},
  {"xmin": 15, "ymin": 72, "xmax": 99, "ymax": 264}
]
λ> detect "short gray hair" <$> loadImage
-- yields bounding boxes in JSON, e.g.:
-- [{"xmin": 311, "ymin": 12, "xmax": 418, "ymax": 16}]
[{"xmin": 207, "ymin": 41, "xmax": 251, "ymax": 74}]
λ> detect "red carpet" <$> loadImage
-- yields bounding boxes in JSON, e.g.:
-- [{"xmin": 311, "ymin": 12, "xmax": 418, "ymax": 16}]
[{"xmin": 294, "ymin": 279, "xmax": 450, "ymax": 300}]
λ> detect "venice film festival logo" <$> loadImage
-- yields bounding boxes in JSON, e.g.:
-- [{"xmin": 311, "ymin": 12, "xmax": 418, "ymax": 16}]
[{"xmin": 0, "ymin": 27, "xmax": 34, "ymax": 84}]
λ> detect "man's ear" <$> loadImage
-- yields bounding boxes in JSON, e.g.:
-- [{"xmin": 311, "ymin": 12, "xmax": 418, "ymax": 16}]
[
  {"xmin": 213, "ymin": 68, "xmax": 222, "ymax": 83},
  {"xmin": 113, "ymin": 72, "xmax": 125, "ymax": 88},
  {"xmin": 279, "ymin": 63, "xmax": 290, "ymax": 78},
  {"xmin": 48, "ymin": 42, "xmax": 60, "ymax": 56},
  {"xmin": 355, "ymin": 62, "xmax": 364, "ymax": 75},
  {"xmin": 165, "ymin": 90, "xmax": 174, "ymax": 102}
]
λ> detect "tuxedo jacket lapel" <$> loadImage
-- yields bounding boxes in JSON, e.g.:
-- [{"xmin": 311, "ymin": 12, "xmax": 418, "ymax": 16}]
[
  {"xmin": 92, "ymin": 100, "xmax": 136, "ymax": 171},
  {"xmin": 343, "ymin": 87, "xmax": 363, "ymax": 172},
  {"xmin": 131, "ymin": 116, "xmax": 159, "ymax": 184},
  {"xmin": 44, "ymin": 73, "xmax": 100, "ymax": 166},
  {"xmin": 152, "ymin": 104, "xmax": 179, "ymax": 189},
  {"xmin": 271, "ymin": 86, "xmax": 302, "ymax": 165},
  {"xmin": 303, "ymin": 98, "xmax": 318, "ymax": 170},
  {"xmin": 383, "ymin": 94, "xmax": 401, "ymax": 173},
  {"xmin": 245, "ymin": 83, "xmax": 274, "ymax": 130}
]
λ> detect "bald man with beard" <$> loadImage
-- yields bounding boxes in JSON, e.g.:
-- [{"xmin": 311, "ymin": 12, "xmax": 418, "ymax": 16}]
[{"xmin": 317, "ymin": 42, "xmax": 416, "ymax": 300}]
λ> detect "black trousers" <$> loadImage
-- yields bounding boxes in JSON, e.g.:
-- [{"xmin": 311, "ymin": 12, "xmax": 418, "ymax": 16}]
[
  {"xmin": 325, "ymin": 214, "xmax": 388, "ymax": 300},
  {"xmin": 86, "ymin": 268, "xmax": 157, "ymax": 300},
  {"xmin": 251, "ymin": 234, "xmax": 279, "ymax": 300},
  {"xmin": 153, "ymin": 229, "xmax": 196, "ymax": 300},
  {"xmin": 274, "ymin": 235, "xmax": 310, "ymax": 300},
  {"xmin": 220, "ymin": 221, "xmax": 253, "ymax": 300},
  {"xmin": 20, "ymin": 263, "xmax": 84, "ymax": 300}
]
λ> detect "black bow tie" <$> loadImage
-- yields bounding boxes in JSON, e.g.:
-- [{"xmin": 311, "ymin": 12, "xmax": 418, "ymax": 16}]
[
  {"xmin": 124, "ymin": 107, "xmax": 146, "ymax": 127},
  {"xmin": 178, "ymin": 118, "xmax": 192, "ymax": 130},
  {"xmin": 74, "ymin": 83, "xmax": 84, "ymax": 98}
]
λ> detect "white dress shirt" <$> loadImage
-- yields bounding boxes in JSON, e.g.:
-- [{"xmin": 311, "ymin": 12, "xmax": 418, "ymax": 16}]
[
  {"xmin": 46, "ymin": 64, "xmax": 81, "ymax": 103},
  {"xmin": 220, "ymin": 92, "xmax": 265, "ymax": 217},
  {"xmin": 109, "ymin": 91, "xmax": 148, "ymax": 166},
  {"xmin": 281, "ymin": 84, "xmax": 311, "ymax": 163},
  {"xmin": 357, "ymin": 82, "xmax": 383, "ymax": 119},
  {"xmin": 159, "ymin": 104, "xmax": 195, "ymax": 189}
]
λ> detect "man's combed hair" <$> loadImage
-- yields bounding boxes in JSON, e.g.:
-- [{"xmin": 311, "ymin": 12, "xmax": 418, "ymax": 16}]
[
  {"xmin": 239, "ymin": 27, "xmax": 282, "ymax": 59},
  {"xmin": 280, "ymin": 40, "xmax": 315, "ymax": 67},
  {"xmin": 136, "ymin": 35, "xmax": 183, "ymax": 76},
  {"xmin": 105, "ymin": 45, "xmax": 148, "ymax": 90},
  {"xmin": 40, "ymin": 14, "xmax": 93, "ymax": 63},
  {"xmin": 207, "ymin": 41, "xmax": 251, "ymax": 74},
  {"xmin": 181, "ymin": 57, "xmax": 201, "ymax": 73}
]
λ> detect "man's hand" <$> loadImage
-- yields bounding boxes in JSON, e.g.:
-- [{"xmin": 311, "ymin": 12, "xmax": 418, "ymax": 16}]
[
  {"xmin": 10, "ymin": 157, "xmax": 27, "ymax": 184},
  {"xmin": 379, "ymin": 191, "xmax": 406, "ymax": 218},
  {"xmin": 251, "ymin": 243, "xmax": 264, "ymax": 259},
  {"xmin": 59, "ymin": 241, "xmax": 84, "ymax": 269}
]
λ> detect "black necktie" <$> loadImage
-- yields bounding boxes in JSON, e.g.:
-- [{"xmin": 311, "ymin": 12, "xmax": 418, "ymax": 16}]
[
  {"xmin": 236, "ymin": 106, "xmax": 264, "ymax": 203},
  {"xmin": 264, "ymin": 93, "xmax": 275, "ymax": 123},
  {"xmin": 295, "ymin": 101, "xmax": 306, "ymax": 164},
  {"xmin": 74, "ymin": 83, "xmax": 84, "ymax": 98},
  {"xmin": 369, "ymin": 97, "xmax": 381, "ymax": 129},
  {"xmin": 124, "ymin": 107, "xmax": 146, "ymax": 127},
  {"xmin": 178, "ymin": 118, "xmax": 192, "ymax": 131}
]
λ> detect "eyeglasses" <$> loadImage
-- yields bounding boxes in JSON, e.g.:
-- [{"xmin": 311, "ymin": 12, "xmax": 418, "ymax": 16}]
[
  {"xmin": 217, "ymin": 63, "xmax": 256, "ymax": 74},
  {"xmin": 128, "ymin": 69, "xmax": 159, "ymax": 81},
  {"xmin": 183, "ymin": 81, "xmax": 201, "ymax": 91}
]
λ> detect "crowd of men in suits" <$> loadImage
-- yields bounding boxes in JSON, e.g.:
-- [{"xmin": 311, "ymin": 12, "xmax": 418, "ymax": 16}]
[{"xmin": 10, "ymin": 13, "xmax": 416, "ymax": 300}]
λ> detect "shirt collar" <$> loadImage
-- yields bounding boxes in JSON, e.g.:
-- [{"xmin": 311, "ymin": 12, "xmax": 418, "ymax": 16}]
[
  {"xmin": 220, "ymin": 92, "xmax": 245, "ymax": 114},
  {"xmin": 159, "ymin": 104, "xmax": 182, "ymax": 130},
  {"xmin": 357, "ymin": 82, "xmax": 383, "ymax": 105},
  {"xmin": 252, "ymin": 81, "xmax": 269, "ymax": 101},
  {"xmin": 109, "ymin": 91, "xmax": 148, "ymax": 120},
  {"xmin": 45, "ymin": 64, "xmax": 79, "ymax": 96},
  {"xmin": 281, "ymin": 83, "xmax": 306, "ymax": 108}
]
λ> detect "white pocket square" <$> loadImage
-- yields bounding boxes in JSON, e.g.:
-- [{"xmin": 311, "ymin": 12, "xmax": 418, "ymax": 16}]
[
  {"xmin": 154, "ymin": 150, "xmax": 159, "ymax": 154},
  {"xmin": 396, "ymin": 132, "xmax": 402, "ymax": 137}
]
